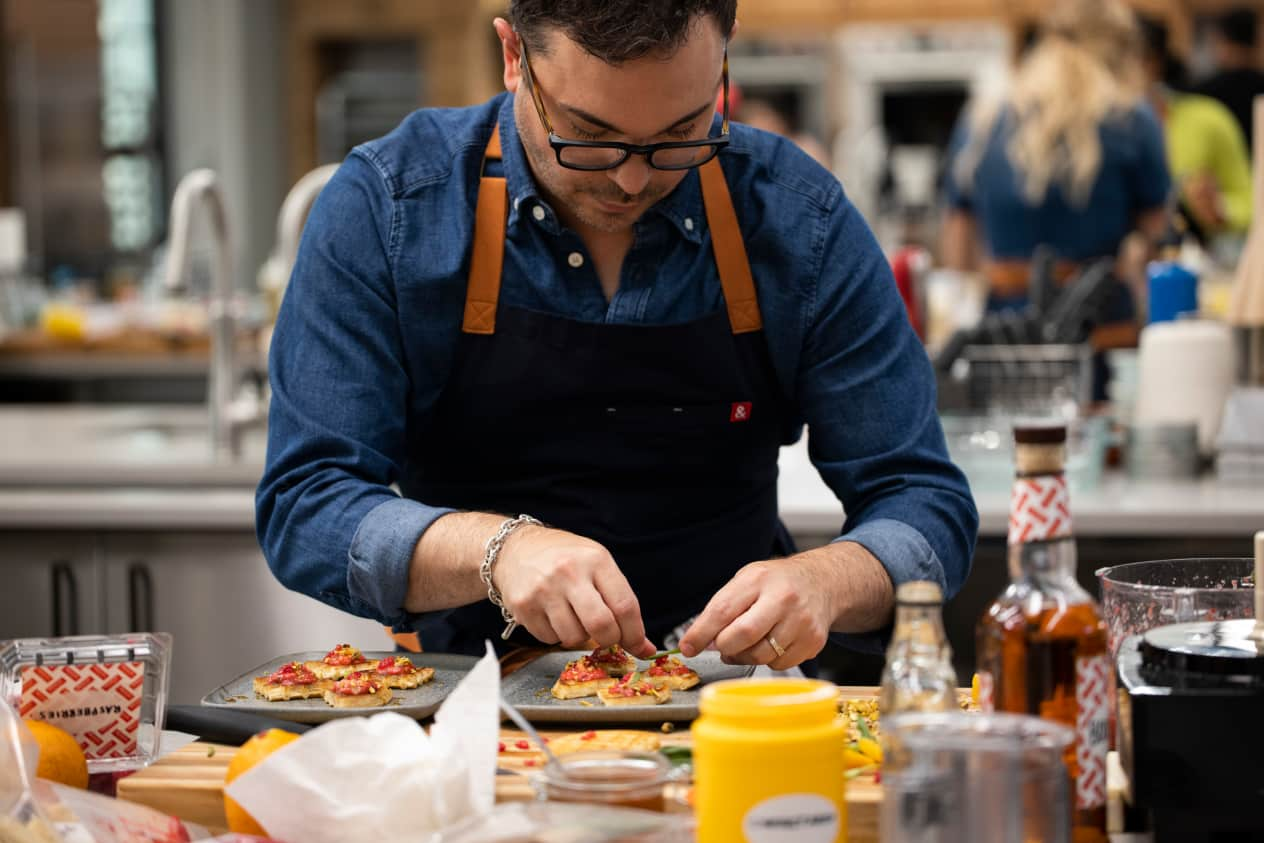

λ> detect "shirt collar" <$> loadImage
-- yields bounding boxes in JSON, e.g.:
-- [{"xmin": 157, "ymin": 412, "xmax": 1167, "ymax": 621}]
[{"xmin": 495, "ymin": 93, "xmax": 708, "ymax": 245}]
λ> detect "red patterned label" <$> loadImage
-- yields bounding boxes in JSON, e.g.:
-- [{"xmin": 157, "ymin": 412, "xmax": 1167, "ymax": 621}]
[
  {"xmin": 18, "ymin": 662, "xmax": 145, "ymax": 760},
  {"xmin": 1075, "ymin": 655, "xmax": 1109, "ymax": 810},
  {"xmin": 730, "ymin": 402, "xmax": 752, "ymax": 422},
  {"xmin": 1009, "ymin": 475, "xmax": 1073, "ymax": 545}
]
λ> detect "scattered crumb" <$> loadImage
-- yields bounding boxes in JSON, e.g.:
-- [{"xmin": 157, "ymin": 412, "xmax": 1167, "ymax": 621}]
[
  {"xmin": 661, "ymin": 722, "xmax": 675, "ymax": 733},
  {"xmin": 206, "ymin": 746, "xmax": 216, "ymax": 758},
  {"xmin": 578, "ymin": 700, "xmax": 594, "ymax": 707}
]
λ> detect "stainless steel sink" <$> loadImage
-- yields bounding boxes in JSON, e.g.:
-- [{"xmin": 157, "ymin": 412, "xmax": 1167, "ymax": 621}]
[{"xmin": 0, "ymin": 405, "xmax": 266, "ymax": 488}]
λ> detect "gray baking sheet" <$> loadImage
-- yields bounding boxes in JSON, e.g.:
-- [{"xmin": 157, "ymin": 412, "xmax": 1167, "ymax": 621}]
[
  {"xmin": 501, "ymin": 650, "xmax": 761, "ymax": 724},
  {"xmin": 201, "ymin": 651, "xmax": 480, "ymax": 724}
]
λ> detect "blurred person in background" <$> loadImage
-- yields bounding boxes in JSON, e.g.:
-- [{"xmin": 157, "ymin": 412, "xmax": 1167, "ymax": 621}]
[
  {"xmin": 941, "ymin": 0, "xmax": 1170, "ymax": 349},
  {"xmin": 1139, "ymin": 14, "xmax": 1253, "ymax": 246},
  {"xmin": 736, "ymin": 95, "xmax": 831, "ymax": 168},
  {"xmin": 1195, "ymin": 7, "xmax": 1264, "ymax": 147}
]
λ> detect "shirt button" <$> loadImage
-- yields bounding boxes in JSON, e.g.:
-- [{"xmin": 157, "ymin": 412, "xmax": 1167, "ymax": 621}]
[
  {"xmin": 567, "ymin": 252, "xmax": 585, "ymax": 268},
  {"xmin": 684, "ymin": 217, "xmax": 695, "ymax": 231},
  {"xmin": 532, "ymin": 205, "xmax": 546, "ymax": 222}
]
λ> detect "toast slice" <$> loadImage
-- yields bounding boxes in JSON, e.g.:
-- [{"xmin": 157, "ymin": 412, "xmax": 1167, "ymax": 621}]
[
  {"xmin": 597, "ymin": 673, "xmax": 671, "ymax": 707},
  {"xmin": 252, "ymin": 662, "xmax": 329, "ymax": 701},
  {"xmin": 372, "ymin": 656, "xmax": 435, "ymax": 690},
  {"xmin": 587, "ymin": 645, "xmax": 637, "ymax": 677},
  {"xmin": 551, "ymin": 656, "xmax": 615, "ymax": 700},
  {"xmin": 323, "ymin": 671, "xmax": 392, "ymax": 709},
  {"xmin": 305, "ymin": 644, "xmax": 378, "ymax": 680},
  {"xmin": 645, "ymin": 655, "xmax": 700, "ymax": 691}
]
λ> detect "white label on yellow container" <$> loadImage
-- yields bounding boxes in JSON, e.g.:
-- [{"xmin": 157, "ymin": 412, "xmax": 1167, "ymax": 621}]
[{"xmin": 741, "ymin": 794, "xmax": 839, "ymax": 843}]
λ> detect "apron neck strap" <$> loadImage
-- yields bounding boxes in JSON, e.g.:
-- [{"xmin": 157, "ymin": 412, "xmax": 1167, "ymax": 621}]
[
  {"xmin": 462, "ymin": 126, "xmax": 508, "ymax": 335},
  {"xmin": 697, "ymin": 158, "xmax": 762, "ymax": 334},
  {"xmin": 462, "ymin": 126, "xmax": 763, "ymax": 335}
]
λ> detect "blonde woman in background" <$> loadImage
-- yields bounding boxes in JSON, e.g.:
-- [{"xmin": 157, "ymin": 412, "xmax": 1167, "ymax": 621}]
[{"xmin": 942, "ymin": 0, "xmax": 1171, "ymax": 341}]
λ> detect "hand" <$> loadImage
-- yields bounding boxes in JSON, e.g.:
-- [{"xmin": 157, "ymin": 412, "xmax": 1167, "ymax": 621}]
[
  {"xmin": 677, "ymin": 556, "xmax": 836, "ymax": 671},
  {"xmin": 493, "ymin": 525, "xmax": 656, "ymax": 658},
  {"xmin": 1183, "ymin": 172, "xmax": 1225, "ymax": 233}
]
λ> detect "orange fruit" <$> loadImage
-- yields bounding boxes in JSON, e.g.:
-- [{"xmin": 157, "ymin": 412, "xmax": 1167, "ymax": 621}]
[
  {"xmin": 223, "ymin": 728, "xmax": 300, "ymax": 835},
  {"xmin": 22, "ymin": 719, "xmax": 89, "ymax": 788}
]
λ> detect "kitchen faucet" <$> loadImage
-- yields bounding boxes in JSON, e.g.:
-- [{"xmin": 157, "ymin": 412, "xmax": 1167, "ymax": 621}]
[
  {"xmin": 164, "ymin": 168, "xmax": 256, "ymax": 461},
  {"xmin": 258, "ymin": 163, "xmax": 339, "ymax": 320}
]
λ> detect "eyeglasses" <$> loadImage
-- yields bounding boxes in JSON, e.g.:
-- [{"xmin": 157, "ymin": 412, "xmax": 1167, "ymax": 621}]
[{"xmin": 518, "ymin": 41, "xmax": 730, "ymax": 172}]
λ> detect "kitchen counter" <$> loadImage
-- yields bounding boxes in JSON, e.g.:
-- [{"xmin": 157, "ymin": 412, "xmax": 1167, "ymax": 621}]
[{"xmin": 0, "ymin": 434, "xmax": 1260, "ymax": 534}]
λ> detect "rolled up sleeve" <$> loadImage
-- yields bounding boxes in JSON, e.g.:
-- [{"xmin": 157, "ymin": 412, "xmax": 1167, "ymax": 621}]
[
  {"xmin": 798, "ymin": 185, "xmax": 978, "ymax": 651},
  {"xmin": 255, "ymin": 152, "xmax": 451, "ymax": 626}
]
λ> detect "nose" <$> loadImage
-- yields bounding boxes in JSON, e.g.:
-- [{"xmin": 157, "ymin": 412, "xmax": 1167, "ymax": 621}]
[{"xmin": 607, "ymin": 154, "xmax": 652, "ymax": 197}]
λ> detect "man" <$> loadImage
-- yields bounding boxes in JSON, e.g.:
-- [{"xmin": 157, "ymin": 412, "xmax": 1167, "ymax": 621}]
[
  {"xmin": 1196, "ymin": 7, "xmax": 1264, "ymax": 146},
  {"xmin": 257, "ymin": 0, "xmax": 977, "ymax": 670}
]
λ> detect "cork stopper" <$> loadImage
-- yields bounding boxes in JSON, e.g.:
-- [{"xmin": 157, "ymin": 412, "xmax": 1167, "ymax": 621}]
[
  {"xmin": 1014, "ymin": 423, "xmax": 1068, "ymax": 475},
  {"xmin": 896, "ymin": 580, "xmax": 944, "ymax": 606}
]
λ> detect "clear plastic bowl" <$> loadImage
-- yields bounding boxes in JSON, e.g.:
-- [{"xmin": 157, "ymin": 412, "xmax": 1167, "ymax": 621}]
[
  {"xmin": 940, "ymin": 413, "xmax": 1108, "ymax": 492},
  {"xmin": 1095, "ymin": 558, "xmax": 1255, "ymax": 658}
]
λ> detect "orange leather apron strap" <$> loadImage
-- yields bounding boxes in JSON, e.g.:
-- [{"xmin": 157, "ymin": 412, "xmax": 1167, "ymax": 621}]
[
  {"xmin": 462, "ymin": 125, "xmax": 508, "ymax": 335},
  {"xmin": 698, "ymin": 158, "xmax": 763, "ymax": 334},
  {"xmin": 461, "ymin": 127, "xmax": 764, "ymax": 335},
  {"xmin": 383, "ymin": 626, "xmax": 423, "ymax": 653},
  {"xmin": 986, "ymin": 259, "xmax": 1082, "ymax": 299}
]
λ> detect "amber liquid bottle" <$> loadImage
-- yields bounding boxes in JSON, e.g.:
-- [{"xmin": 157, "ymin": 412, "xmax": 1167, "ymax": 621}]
[{"xmin": 976, "ymin": 425, "xmax": 1108, "ymax": 843}]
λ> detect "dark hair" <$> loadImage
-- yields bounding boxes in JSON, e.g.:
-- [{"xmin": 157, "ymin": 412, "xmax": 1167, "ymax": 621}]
[
  {"xmin": 509, "ymin": 0, "xmax": 737, "ymax": 64},
  {"xmin": 1137, "ymin": 14, "xmax": 1190, "ymax": 90},
  {"xmin": 1215, "ymin": 8, "xmax": 1258, "ymax": 49}
]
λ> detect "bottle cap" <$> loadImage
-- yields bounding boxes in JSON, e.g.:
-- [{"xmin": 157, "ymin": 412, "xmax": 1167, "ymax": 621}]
[{"xmin": 1013, "ymin": 424, "xmax": 1067, "ymax": 445}]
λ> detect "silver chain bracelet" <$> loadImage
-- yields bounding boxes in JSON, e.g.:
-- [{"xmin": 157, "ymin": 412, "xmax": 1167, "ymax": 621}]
[{"xmin": 480, "ymin": 514, "xmax": 541, "ymax": 640}]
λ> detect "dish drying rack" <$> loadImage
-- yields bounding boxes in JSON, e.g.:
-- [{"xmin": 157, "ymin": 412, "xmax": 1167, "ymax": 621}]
[{"xmin": 937, "ymin": 343, "xmax": 1093, "ymax": 418}]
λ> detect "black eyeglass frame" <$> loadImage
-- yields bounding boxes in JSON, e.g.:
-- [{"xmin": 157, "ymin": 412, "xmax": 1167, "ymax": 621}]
[{"xmin": 518, "ymin": 40, "xmax": 731, "ymax": 172}]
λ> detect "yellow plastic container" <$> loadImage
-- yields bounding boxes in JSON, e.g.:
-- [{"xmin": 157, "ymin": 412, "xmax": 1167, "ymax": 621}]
[{"xmin": 692, "ymin": 678, "xmax": 847, "ymax": 843}]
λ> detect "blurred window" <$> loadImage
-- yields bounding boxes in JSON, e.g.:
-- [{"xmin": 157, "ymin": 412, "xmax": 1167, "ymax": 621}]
[{"xmin": 2, "ymin": 0, "xmax": 163, "ymax": 287}]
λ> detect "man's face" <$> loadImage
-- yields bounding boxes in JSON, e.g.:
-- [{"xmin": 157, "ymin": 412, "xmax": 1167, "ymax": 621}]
[{"xmin": 503, "ymin": 19, "xmax": 727, "ymax": 235}]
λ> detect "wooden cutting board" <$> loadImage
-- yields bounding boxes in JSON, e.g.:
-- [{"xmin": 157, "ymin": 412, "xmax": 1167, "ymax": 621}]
[{"xmin": 117, "ymin": 725, "xmax": 882, "ymax": 841}]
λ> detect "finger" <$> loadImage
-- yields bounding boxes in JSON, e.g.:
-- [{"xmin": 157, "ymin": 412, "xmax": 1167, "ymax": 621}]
[
  {"xmin": 713, "ymin": 593, "xmax": 784, "ymax": 657},
  {"xmin": 544, "ymin": 601, "xmax": 589, "ymax": 650},
  {"xmin": 516, "ymin": 607, "xmax": 560, "ymax": 646},
  {"xmin": 733, "ymin": 624, "xmax": 795, "ymax": 669},
  {"xmin": 593, "ymin": 566, "xmax": 655, "ymax": 658},
  {"xmin": 568, "ymin": 585, "xmax": 622, "ymax": 649},
  {"xmin": 678, "ymin": 581, "xmax": 758, "ymax": 658}
]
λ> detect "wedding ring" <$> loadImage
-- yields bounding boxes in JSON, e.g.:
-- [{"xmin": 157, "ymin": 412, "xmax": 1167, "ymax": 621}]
[{"xmin": 767, "ymin": 635, "xmax": 786, "ymax": 658}]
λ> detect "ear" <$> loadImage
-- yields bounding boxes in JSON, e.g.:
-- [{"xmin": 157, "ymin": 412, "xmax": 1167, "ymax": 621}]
[
  {"xmin": 493, "ymin": 18, "xmax": 523, "ymax": 94},
  {"xmin": 729, "ymin": 19, "xmax": 740, "ymax": 42}
]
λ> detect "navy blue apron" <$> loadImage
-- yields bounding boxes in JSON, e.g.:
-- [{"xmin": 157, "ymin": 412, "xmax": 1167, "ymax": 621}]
[{"xmin": 401, "ymin": 126, "xmax": 789, "ymax": 656}]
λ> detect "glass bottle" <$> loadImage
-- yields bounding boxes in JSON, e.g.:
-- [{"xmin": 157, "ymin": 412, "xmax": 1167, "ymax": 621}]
[
  {"xmin": 976, "ymin": 424, "xmax": 1108, "ymax": 843},
  {"xmin": 879, "ymin": 580, "xmax": 958, "ymax": 715}
]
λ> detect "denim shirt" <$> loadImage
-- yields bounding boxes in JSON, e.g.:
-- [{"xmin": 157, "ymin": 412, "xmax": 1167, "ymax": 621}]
[{"xmin": 257, "ymin": 92, "xmax": 978, "ymax": 651}]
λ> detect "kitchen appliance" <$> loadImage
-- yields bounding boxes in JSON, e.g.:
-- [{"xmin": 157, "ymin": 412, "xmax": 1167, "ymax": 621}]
[
  {"xmin": 1124, "ymin": 422, "xmax": 1201, "ymax": 480},
  {"xmin": 1216, "ymin": 386, "xmax": 1264, "ymax": 482},
  {"xmin": 880, "ymin": 711, "xmax": 1073, "ymax": 843},
  {"xmin": 1096, "ymin": 557, "xmax": 1256, "ymax": 659},
  {"xmin": 1115, "ymin": 534, "xmax": 1264, "ymax": 842},
  {"xmin": 1133, "ymin": 318, "xmax": 1235, "ymax": 455}
]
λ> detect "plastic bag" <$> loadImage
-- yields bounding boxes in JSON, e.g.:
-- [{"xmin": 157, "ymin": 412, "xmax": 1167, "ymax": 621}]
[{"xmin": 1, "ymin": 696, "xmax": 273, "ymax": 843}]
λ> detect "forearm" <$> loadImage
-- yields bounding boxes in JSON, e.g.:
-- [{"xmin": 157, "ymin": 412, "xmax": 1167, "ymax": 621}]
[
  {"xmin": 791, "ymin": 541, "xmax": 895, "ymax": 634},
  {"xmin": 404, "ymin": 511, "xmax": 510, "ymax": 613}
]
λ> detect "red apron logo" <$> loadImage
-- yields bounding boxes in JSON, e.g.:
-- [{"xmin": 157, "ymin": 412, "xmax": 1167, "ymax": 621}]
[{"xmin": 730, "ymin": 402, "xmax": 752, "ymax": 423}]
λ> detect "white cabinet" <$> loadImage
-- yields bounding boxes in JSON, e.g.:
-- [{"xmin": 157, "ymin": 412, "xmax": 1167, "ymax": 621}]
[
  {"xmin": 0, "ymin": 533, "xmax": 103, "ymax": 640},
  {"xmin": 100, "ymin": 532, "xmax": 384, "ymax": 704}
]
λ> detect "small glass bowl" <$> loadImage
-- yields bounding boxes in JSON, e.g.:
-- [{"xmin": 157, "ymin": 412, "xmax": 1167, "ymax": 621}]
[{"xmin": 535, "ymin": 750, "xmax": 677, "ymax": 813}]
